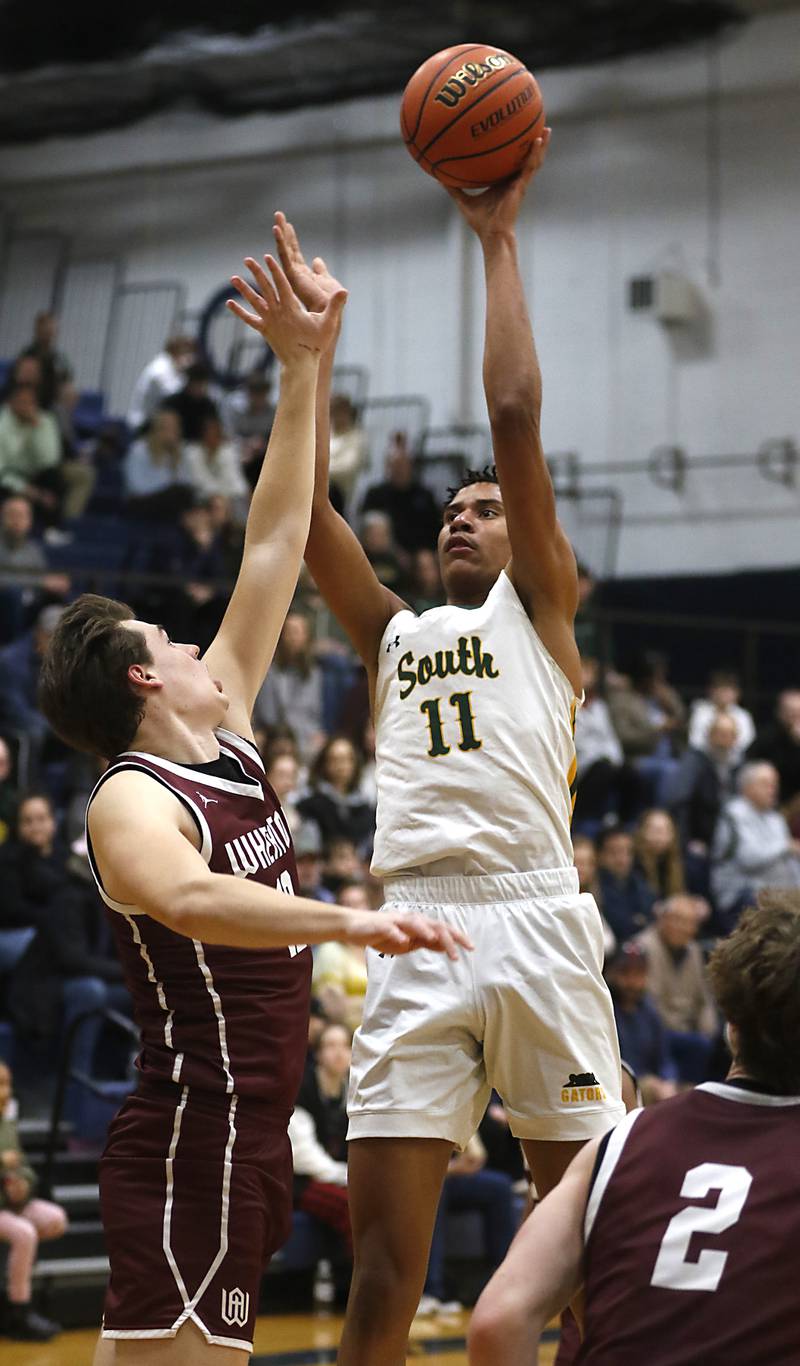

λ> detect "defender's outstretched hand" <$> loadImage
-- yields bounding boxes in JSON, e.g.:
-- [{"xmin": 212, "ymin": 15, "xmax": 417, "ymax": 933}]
[
  {"xmin": 273, "ymin": 212, "xmax": 346, "ymax": 320},
  {"xmin": 344, "ymin": 909, "xmax": 474, "ymax": 962},
  {"xmin": 227, "ymin": 252, "xmax": 346, "ymax": 364},
  {"xmin": 447, "ymin": 129, "xmax": 551, "ymax": 241}
]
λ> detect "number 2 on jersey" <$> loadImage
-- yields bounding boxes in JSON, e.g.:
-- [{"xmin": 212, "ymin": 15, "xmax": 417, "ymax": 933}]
[
  {"xmin": 650, "ymin": 1162, "xmax": 753, "ymax": 1292},
  {"xmin": 420, "ymin": 691, "xmax": 482, "ymax": 758}
]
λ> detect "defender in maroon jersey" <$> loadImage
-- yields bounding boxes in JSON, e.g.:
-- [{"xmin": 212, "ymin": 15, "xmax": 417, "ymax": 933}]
[
  {"xmin": 38, "ymin": 242, "xmax": 470, "ymax": 1366},
  {"xmin": 467, "ymin": 890, "xmax": 800, "ymax": 1366}
]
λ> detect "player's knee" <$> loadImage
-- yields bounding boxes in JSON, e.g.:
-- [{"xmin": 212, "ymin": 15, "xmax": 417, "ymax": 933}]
[
  {"xmin": 350, "ymin": 1256, "xmax": 420, "ymax": 1318},
  {"xmin": 10, "ymin": 1220, "xmax": 38, "ymax": 1255}
]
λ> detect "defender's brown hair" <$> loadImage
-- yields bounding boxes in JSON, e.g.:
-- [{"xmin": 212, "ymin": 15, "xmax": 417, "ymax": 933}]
[
  {"xmin": 38, "ymin": 594, "xmax": 152, "ymax": 759},
  {"xmin": 708, "ymin": 890, "xmax": 800, "ymax": 1093}
]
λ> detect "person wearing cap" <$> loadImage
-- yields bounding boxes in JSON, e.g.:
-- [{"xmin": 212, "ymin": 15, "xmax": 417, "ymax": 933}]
[
  {"xmin": 605, "ymin": 941, "xmax": 678, "ymax": 1105},
  {"xmin": 295, "ymin": 821, "xmax": 335, "ymax": 903}
]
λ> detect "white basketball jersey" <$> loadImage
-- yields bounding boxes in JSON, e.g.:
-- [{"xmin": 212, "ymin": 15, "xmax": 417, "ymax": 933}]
[{"xmin": 371, "ymin": 570, "xmax": 580, "ymax": 879}]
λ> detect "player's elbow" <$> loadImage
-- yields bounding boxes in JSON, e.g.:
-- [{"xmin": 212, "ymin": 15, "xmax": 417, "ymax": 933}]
[
  {"xmin": 468, "ymin": 1286, "xmax": 543, "ymax": 1365},
  {"xmin": 487, "ymin": 393, "xmax": 540, "ymax": 436},
  {"xmin": 143, "ymin": 875, "xmax": 213, "ymax": 938}
]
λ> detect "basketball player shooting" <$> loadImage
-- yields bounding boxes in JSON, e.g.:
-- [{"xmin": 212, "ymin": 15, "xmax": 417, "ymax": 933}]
[
  {"xmin": 274, "ymin": 131, "xmax": 624, "ymax": 1366},
  {"xmin": 468, "ymin": 891, "xmax": 800, "ymax": 1366},
  {"xmin": 38, "ymin": 246, "xmax": 470, "ymax": 1366}
]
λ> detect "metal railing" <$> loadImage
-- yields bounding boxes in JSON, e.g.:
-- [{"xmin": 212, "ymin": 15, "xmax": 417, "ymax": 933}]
[{"xmin": 41, "ymin": 1007, "xmax": 138, "ymax": 1199}]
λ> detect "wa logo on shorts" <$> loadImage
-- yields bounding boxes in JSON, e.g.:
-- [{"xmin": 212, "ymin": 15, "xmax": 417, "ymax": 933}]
[
  {"xmin": 561, "ymin": 1070, "xmax": 607, "ymax": 1104},
  {"xmin": 221, "ymin": 1286, "xmax": 250, "ymax": 1327}
]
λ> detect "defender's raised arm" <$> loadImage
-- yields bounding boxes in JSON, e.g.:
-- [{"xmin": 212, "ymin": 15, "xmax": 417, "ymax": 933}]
[
  {"xmin": 203, "ymin": 244, "xmax": 347, "ymax": 735},
  {"xmin": 273, "ymin": 214, "xmax": 407, "ymax": 678}
]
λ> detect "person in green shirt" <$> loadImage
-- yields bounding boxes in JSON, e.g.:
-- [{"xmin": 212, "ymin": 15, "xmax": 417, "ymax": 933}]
[{"xmin": 0, "ymin": 383, "xmax": 63, "ymax": 525}]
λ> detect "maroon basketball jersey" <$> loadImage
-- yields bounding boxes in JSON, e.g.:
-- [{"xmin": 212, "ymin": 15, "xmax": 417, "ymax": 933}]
[
  {"xmin": 86, "ymin": 727, "xmax": 312, "ymax": 1107},
  {"xmin": 577, "ymin": 1081, "xmax": 800, "ymax": 1365}
]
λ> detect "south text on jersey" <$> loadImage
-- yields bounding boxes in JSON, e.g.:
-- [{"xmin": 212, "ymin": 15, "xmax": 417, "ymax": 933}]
[{"xmin": 397, "ymin": 634, "xmax": 500, "ymax": 701}]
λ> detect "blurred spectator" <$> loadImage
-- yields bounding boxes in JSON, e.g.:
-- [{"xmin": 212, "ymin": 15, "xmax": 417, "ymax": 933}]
[
  {"xmin": 265, "ymin": 750, "xmax": 302, "ymax": 839},
  {"xmin": 667, "ymin": 711, "xmax": 740, "ymax": 854},
  {"xmin": 573, "ymin": 658, "xmax": 644, "ymax": 827},
  {"xmin": 421, "ymin": 1131, "xmax": 516, "ymax": 1318},
  {"xmin": 329, "ymin": 394, "xmax": 368, "ymax": 515},
  {"xmin": 253, "ymin": 612, "xmax": 354, "ymax": 763},
  {"xmin": 225, "ymin": 370, "xmax": 275, "ymax": 489},
  {"xmin": 357, "ymin": 716, "xmax": 377, "ymax": 807},
  {"xmin": 289, "ymin": 1023, "xmax": 352, "ymax": 1261},
  {"xmin": 360, "ymin": 511, "xmax": 408, "ymax": 593},
  {"xmin": 260, "ymin": 724, "xmax": 301, "ymax": 768},
  {"xmin": 0, "ymin": 496, "xmax": 47, "ymax": 631},
  {"xmin": 573, "ymin": 561, "xmax": 600, "ymax": 660},
  {"xmin": 312, "ymin": 882, "xmax": 371, "ymax": 1030},
  {"xmin": 185, "ymin": 414, "xmax": 249, "ymax": 522},
  {"xmin": 573, "ymin": 833, "xmax": 615, "ymax": 959},
  {"xmin": 322, "ymin": 837, "xmax": 362, "ymax": 896},
  {"xmin": 3, "ymin": 355, "xmax": 44, "ymax": 405},
  {"xmin": 636, "ymin": 896, "xmax": 717, "ymax": 1082},
  {"xmin": 408, "ymin": 547, "xmax": 444, "ymax": 614},
  {"xmin": 0, "ymin": 737, "xmax": 17, "ymax": 845},
  {"xmin": 0, "ymin": 384, "xmax": 62, "ymax": 525},
  {"xmin": 294, "ymin": 822, "xmax": 335, "ymax": 904},
  {"xmin": 168, "ymin": 503, "xmax": 228, "ymax": 652},
  {"xmin": 49, "ymin": 383, "xmax": 98, "ymax": 519},
  {"xmin": 633, "ymin": 809, "xmax": 685, "ymax": 899},
  {"xmin": 4, "ymin": 806, "xmax": 128, "ymax": 1079},
  {"xmin": 124, "ymin": 409, "xmax": 194, "ymax": 521},
  {"xmin": 18, "ymin": 311, "xmax": 73, "ymax": 411},
  {"xmin": 711, "ymin": 760, "xmax": 800, "ymax": 932},
  {"xmin": 298, "ymin": 737, "xmax": 375, "ymax": 858},
  {"xmin": 687, "ymin": 669, "xmax": 755, "ymax": 761},
  {"xmin": 361, "ymin": 438, "xmax": 441, "ymax": 553},
  {"xmin": 747, "ymin": 688, "xmax": 800, "ymax": 804},
  {"xmin": 606, "ymin": 942, "xmax": 678, "ymax": 1105},
  {"xmin": 161, "ymin": 362, "xmax": 220, "ymax": 443},
  {"xmin": 206, "ymin": 490, "xmax": 244, "ymax": 576},
  {"xmin": 596, "ymin": 826, "xmax": 656, "ymax": 944},
  {"xmin": 0, "ymin": 1062, "xmax": 66, "ymax": 1341},
  {"xmin": 126, "ymin": 334, "xmax": 195, "ymax": 434},
  {"xmin": 0, "ymin": 604, "xmax": 65, "ymax": 752},
  {"xmin": 607, "ymin": 652, "xmax": 685, "ymax": 805},
  {"xmin": 478, "ymin": 1099, "xmax": 526, "ymax": 1187}
]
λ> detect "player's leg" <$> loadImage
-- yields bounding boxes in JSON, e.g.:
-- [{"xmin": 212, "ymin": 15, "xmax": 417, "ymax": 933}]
[
  {"xmin": 521, "ymin": 1138, "xmax": 587, "ymax": 1199},
  {"xmin": 93, "ymin": 1333, "xmax": 116, "ymax": 1365},
  {"xmin": 337, "ymin": 1136, "xmax": 453, "ymax": 1366},
  {"xmin": 100, "ymin": 1320, "xmax": 247, "ymax": 1363}
]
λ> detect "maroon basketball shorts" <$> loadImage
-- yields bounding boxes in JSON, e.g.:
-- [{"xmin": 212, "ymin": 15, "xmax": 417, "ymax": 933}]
[{"xmin": 99, "ymin": 1081, "xmax": 293, "ymax": 1352}]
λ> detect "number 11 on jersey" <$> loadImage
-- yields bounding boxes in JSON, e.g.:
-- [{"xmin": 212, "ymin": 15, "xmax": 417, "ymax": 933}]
[{"xmin": 420, "ymin": 691, "xmax": 482, "ymax": 758}]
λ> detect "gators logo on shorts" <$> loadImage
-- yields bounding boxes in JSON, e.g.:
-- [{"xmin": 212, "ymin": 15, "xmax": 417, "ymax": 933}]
[{"xmin": 561, "ymin": 1070, "xmax": 607, "ymax": 1104}]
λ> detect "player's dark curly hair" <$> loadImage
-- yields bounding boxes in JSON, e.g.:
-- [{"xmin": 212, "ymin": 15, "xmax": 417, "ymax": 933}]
[
  {"xmin": 445, "ymin": 464, "xmax": 499, "ymax": 505},
  {"xmin": 708, "ymin": 890, "xmax": 800, "ymax": 1093},
  {"xmin": 39, "ymin": 594, "xmax": 151, "ymax": 759}
]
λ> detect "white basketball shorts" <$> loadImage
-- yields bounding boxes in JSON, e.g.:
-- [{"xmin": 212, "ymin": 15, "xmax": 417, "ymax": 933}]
[{"xmin": 348, "ymin": 867, "xmax": 624, "ymax": 1150}]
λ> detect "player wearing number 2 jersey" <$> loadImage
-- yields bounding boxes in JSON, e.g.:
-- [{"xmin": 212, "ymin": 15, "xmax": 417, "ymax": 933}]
[
  {"xmin": 37, "ymin": 245, "xmax": 468, "ymax": 1366},
  {"xmin": 275, "ymin": 131, "xmax": 623, "ymax": 1365},
  {"xmin": 469, "ymin": 890, "xmax": 800, "ymax": 1366}
]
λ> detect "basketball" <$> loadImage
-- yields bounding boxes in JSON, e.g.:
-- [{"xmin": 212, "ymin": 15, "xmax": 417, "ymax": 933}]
[{"xmin": 401, "ymin": 43, "xmax": 545, "ymax": 189}]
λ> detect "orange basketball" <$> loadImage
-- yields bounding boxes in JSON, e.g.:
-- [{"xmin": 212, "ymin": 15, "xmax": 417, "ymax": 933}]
[{"xmin": 400, "ymin": 43, "xmax": 545, "ymax": 189}]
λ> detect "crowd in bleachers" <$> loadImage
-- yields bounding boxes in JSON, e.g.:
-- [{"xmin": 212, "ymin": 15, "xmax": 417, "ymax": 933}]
[{"xmin": 1, "ymin": 311, "xmax": 800, "ymax": 1332}]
